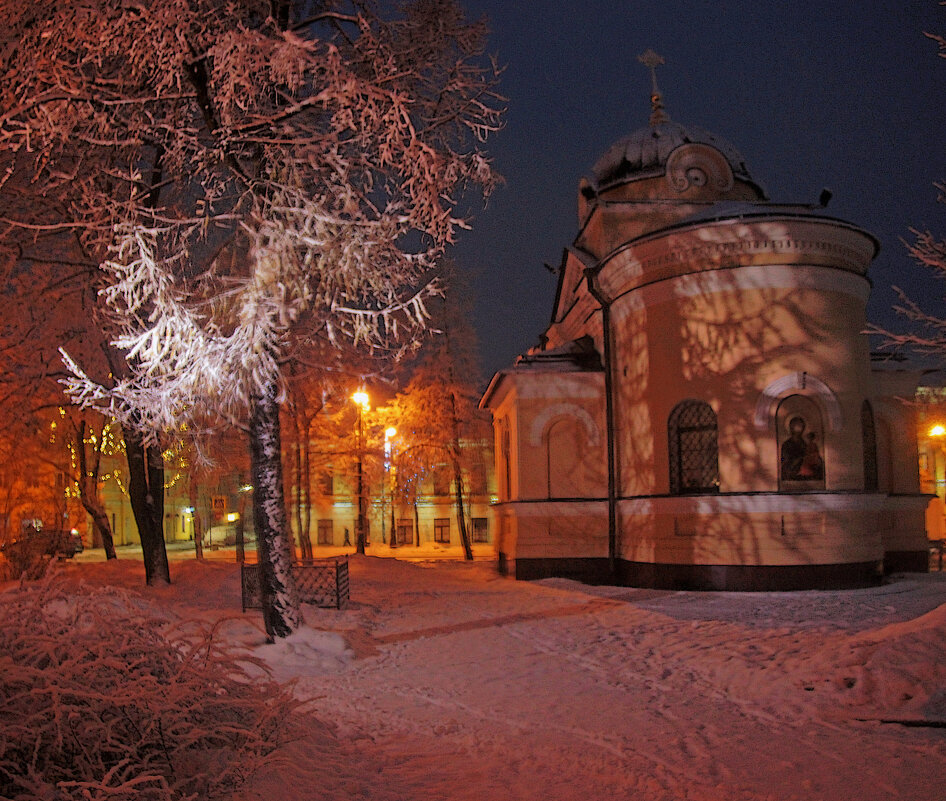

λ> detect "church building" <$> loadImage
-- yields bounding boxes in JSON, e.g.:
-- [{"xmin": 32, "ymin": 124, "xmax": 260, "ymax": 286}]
[{"xmin": 480, "ymin": 54, "xmax": 930, "ymax": 590}]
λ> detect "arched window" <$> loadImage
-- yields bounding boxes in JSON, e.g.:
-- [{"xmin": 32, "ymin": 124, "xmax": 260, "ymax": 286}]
[
  {"xmin": 668, "ymin": 401, "xmax": 720, "ymax": 494},
  {"xmin": 862, "ymin": 400, "xmax": 878, "ymax": 492},
  {"xmin": 776, "ymin": 394, "xmax": 826, "ymax": 490}
]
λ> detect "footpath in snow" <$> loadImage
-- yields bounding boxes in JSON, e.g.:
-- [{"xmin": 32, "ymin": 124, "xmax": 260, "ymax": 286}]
[{"xmin": 33, "ymin": 554, "xmax": 946, "ymax": 800}]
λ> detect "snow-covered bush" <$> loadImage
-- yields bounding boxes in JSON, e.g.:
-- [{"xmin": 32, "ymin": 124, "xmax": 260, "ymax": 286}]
[
  {"xmin": 1, "ymin": 534, "xmax": 57, "ymax": 581},
  {"xmin": 0, "ymin": 575, "xmax": 303, "ymax": 800}
]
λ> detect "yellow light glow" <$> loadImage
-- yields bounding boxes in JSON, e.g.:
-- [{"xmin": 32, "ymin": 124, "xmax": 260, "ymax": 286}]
[
  {"xmin": 931, "ymin": 424, "xmax": 946, "ymax": 438},
  {"xmin": 226, "ymin": 512, "xmax": 239, "ymax": 523},
  {"xmin": 352, "ymin": 390, "xmax": 370, "ymax": 410},
  {"xmin": 385, "ymin": 427, "xmax": 397, "ymax": 439}
]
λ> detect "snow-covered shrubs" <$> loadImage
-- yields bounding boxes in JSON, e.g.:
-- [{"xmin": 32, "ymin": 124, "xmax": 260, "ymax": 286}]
[
  {"xmin": 0, "ymin": 575, "xmax": 303, "ymax": 800},
  {"xmin": 1, "ymin": 535, "xmax": 55, "ymax": 581}
]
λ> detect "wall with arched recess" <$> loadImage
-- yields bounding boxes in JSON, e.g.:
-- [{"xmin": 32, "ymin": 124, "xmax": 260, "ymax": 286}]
[
  {"xmin": 755, "ymin": 372, "xmax": 843, "ymax": 432},
  {"xmin": 528, "ymin": 404, "xmax": 603, "ymax": 500}
]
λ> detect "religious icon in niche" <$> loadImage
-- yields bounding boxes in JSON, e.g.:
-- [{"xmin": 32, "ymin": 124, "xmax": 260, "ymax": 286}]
[{"xmin": 780, "ymin": 416, "xmax": 824, "ymax": 481}]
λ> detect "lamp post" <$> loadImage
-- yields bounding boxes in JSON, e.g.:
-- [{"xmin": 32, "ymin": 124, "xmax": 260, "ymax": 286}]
[
  {"xmin": 385, "ymin": 427, "xmax": 397, "ymax": 549},
  {"xmin": 352, "ymin": 390, "xmax": 370, "ymax": 555},
  {"xmin": 235, "ymin": 483, "xmax": 252, "ymax": 564}
]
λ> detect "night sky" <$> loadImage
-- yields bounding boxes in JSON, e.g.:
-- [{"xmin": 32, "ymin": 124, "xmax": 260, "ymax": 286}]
[{"xmin": 451, "ymin": 0, "xmax": 946, "ymax": 380}]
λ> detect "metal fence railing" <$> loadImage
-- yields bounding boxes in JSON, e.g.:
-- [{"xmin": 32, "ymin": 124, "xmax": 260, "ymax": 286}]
[{"xmin": 241, "ymin": 558, "xmax": 350, "ymax": 611}]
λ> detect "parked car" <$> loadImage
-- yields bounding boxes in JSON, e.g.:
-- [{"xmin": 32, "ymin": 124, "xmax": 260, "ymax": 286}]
[{"xmin": 0, "ymin": 528, "xmax": 83, "ymax": 561}]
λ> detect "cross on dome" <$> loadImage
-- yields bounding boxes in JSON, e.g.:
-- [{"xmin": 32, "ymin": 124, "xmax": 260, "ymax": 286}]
[{"xmin": 638, "ymin": 48, "xmax": 669, "ymax": 126}]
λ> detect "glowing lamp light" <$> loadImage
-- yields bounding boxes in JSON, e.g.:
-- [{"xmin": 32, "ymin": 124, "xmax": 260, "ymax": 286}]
[
  {"xmin": 930, "ymin": 424, "xmax": 946, "ymax": 438},
  {"xmin": 226, "ymin": 512, "xmax": 239, "ymax": 523},
  {"xmin": 352, "ymin": 390, "xmax": 370, "ymax": 410},
  {"xmin": 385, "ymin": 427, "xmax": 397, "ymax": 439}
]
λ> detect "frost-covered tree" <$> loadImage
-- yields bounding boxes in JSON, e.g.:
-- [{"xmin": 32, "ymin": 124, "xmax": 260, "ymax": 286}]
[
  {"xmin": 282, "ymin": 356, "xmax": 370, "ymax": 561},
  {"xmin": 872, "ymin": 217, "xmax": 946, "ymax": 355},
  {"xmin": 387, "ymin": 279, "xmax": 490, "ymax": 560},
  {"xmin": 0, "ymin": 243, "xmax": 124, "ymax": 561},
  {"xmin": 0, "ymin": 92, "xmax": 173, "ymax": 581},
  {"xmin": 2, "ymin": 0, "xmax": 502, "ymax": 635},
  {"xmin": 870, "ymin": 29, "xmax": 946, "ymax": 359}
]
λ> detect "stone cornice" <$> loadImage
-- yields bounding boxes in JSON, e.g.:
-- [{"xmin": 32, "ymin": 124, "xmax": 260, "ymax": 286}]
[{"xmin": 595, "ymin": 216, "xmax": 876, "ymax": 302}]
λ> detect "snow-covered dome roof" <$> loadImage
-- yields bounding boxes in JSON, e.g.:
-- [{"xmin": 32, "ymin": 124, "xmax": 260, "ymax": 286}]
[{"xmin": 590, "ymin": 120, "xmax": 763, "ymax": 194}]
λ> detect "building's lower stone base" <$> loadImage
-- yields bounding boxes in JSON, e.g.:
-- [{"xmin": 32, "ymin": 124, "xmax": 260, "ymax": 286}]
[
  {"xmin": 512, "ymin": 556, "xmax": 612, "ymax": 584},
  {"xmin": 510, "ymin": 556, "xmax": 922, "ymax": 591},
  {"xmin": 883, "ymin": 550, "xmax": 930, "ymax": 574}
]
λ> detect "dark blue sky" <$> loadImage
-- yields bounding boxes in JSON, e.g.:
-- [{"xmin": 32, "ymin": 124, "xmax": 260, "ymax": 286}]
[{"xmin": 451, "ymin": 0, "xmax": 946, "ymax": 379}]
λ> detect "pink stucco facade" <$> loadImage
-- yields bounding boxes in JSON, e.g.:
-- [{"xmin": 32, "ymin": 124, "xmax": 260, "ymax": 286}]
[{"xmin": 482, "ymin": 116, "xmax": 929, "ymax": 590}]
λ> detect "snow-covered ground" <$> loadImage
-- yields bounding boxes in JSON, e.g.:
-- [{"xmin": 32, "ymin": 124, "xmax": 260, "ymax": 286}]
[{"xmin": 27, "ymin": 553, "xmax": 946, "ymax": 800}]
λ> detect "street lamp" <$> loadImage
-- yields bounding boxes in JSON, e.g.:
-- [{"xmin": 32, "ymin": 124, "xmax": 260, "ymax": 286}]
[
  {"xmin": 352, "ymin": 390, "xmax": 370, "ymax": 554},
  {"xmin": 928, "ymin": 424, "xmax": 946, "ymax": 501},
  {"xmin": 385, "ymin": 427, "xmax": 397, "ymax": 549},
  {"xmin": 236, "ymin": 483, "xmax": 252, "ymax": 564}
]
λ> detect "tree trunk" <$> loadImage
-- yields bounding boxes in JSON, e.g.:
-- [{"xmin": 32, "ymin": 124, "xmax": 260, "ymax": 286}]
[
  {"xmin": 448, "ymin": 391, "xmax": 473, "ymax": 561},
  {"xmin": 289, "ymin": 407, "xmax": 313, "ymax": 560},
  {"xmin": 77, "ymin": 481, "xmax": 116, "ymax": 559},
  {"xmin": 354, "ymin": 403, "xmax": 368, "ymax": 555},
  {"xmin": 123, "ymin": 426, "xmax": 170, "ymax": 585},
  {"xmin": 74, "ymin": 423, "xmax": 116, "ymax": 560},
  {"xmin": 301, "ymin": 416, "xmax": 312, "ymax": 557},
  {"xmin": 188, "ymin": 471, "xmax": 203, "ymax": 560},
  {"xmin": 452, "ymin": 458, "xmax": 473, "ymax": 561},
  {"xmin": 249, "ymin": 382, "xmax": 301, "ymax": 638},
  {"xmin": 124, "ymin": 433, "xmax": 169, "ymax": 583}
]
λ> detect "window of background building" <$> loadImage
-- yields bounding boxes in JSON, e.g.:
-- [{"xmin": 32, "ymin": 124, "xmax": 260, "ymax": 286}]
[
  {"xmin": 397, "ymin": 518, "xmax": 414, "ymax": 545},
  {"xmin": 472, "ymin": 517, "xmax": 488, "ymax": 542},
  {"xmin": 470, "ymin": 459, "xmax": 488, "ymax": 495},
  {"xmin": 317, "ymin": 470, "xmax": 333, "ymax": 496},
  {"xmin": 433, "ymin": 466, "xmax": 451, "ymax": 497},
  {"xmin": 317, "ymin": 519, "xmax": 333, "ymax": 545},
  {"xmin": 434, "ymin": 517, "xmax": 450, "ymax": 543}
]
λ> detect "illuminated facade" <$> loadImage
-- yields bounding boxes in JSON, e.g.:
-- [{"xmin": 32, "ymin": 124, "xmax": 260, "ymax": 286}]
[{"xmin": 481, "ymin": 81, "xmax": 929, "ymax": 589}]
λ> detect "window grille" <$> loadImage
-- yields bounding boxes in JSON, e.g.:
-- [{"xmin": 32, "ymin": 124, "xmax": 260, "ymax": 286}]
[
  {"xmin": 434, "ymin": 517, "xmax": 450, "ymax": 543},
  {"xmin": 668, "ymin": 401, "xmax": 720, "ymax": 494}
]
